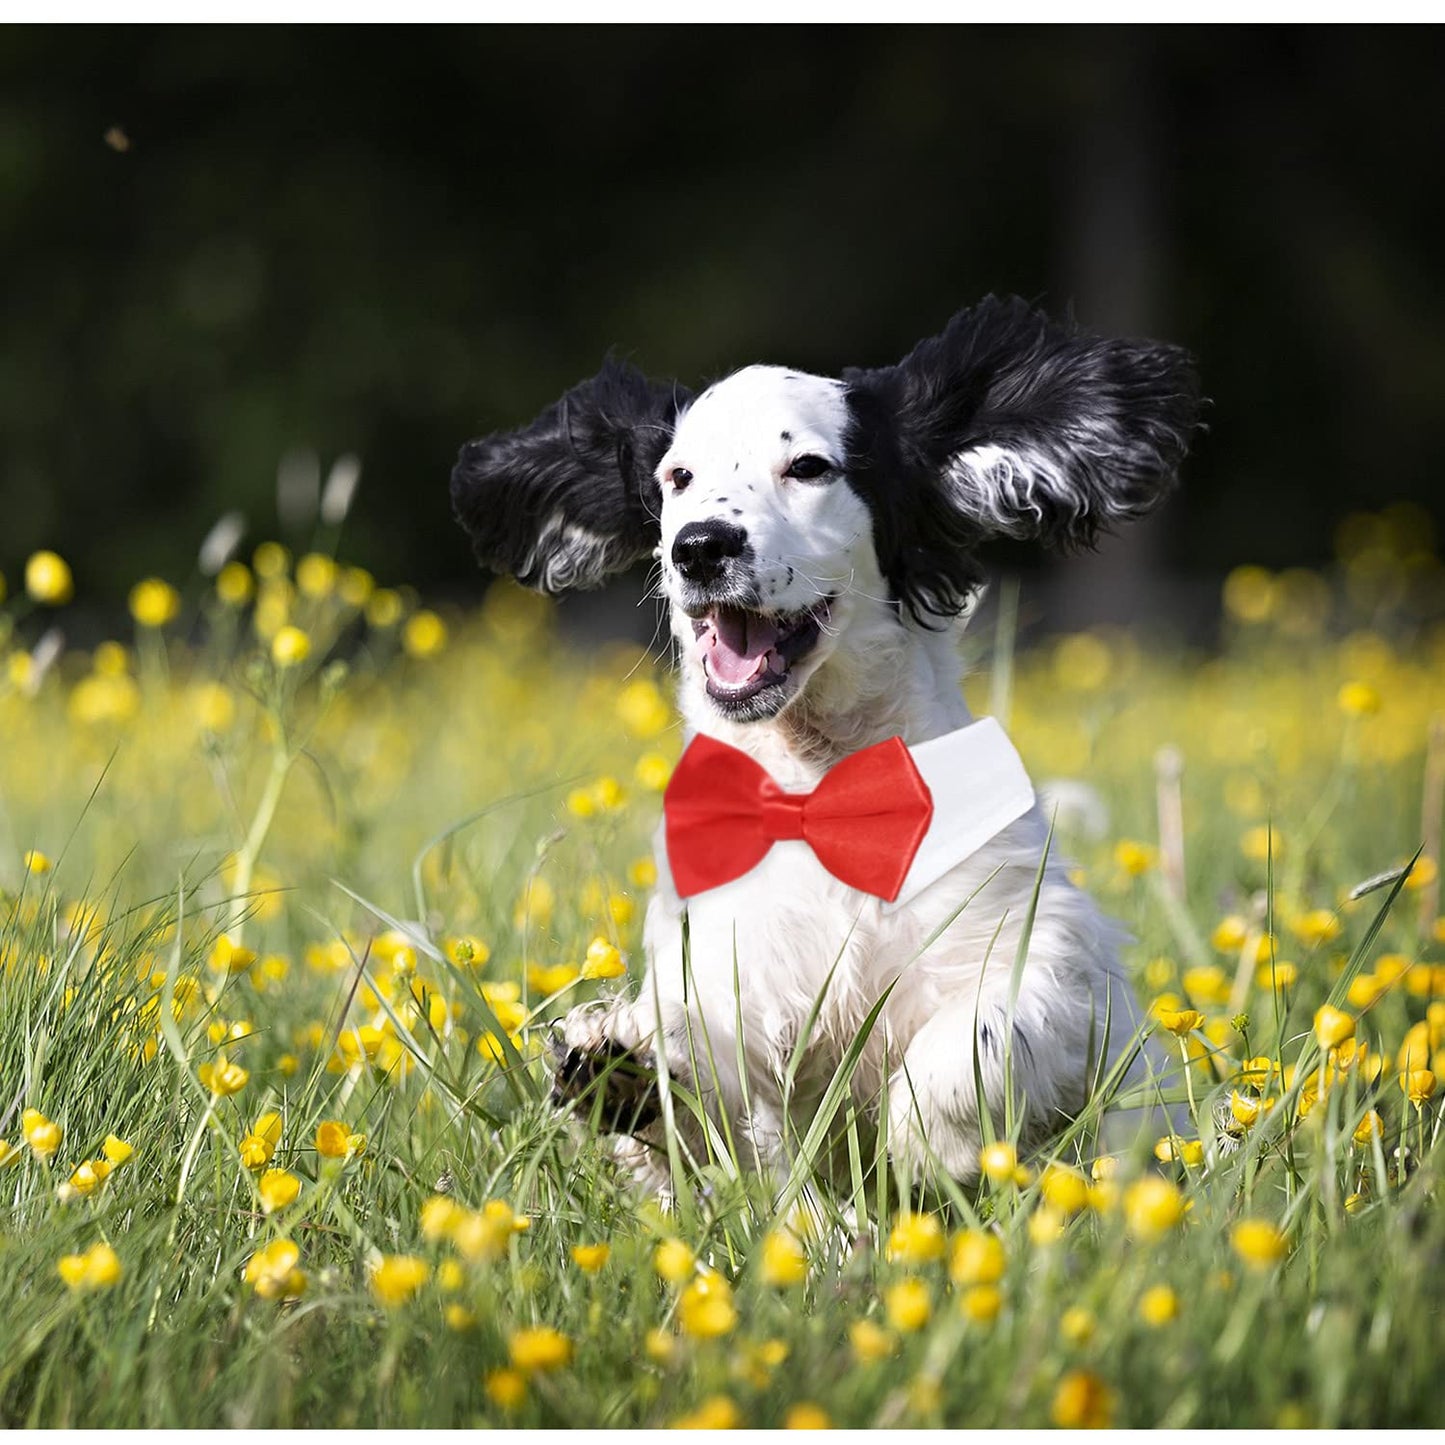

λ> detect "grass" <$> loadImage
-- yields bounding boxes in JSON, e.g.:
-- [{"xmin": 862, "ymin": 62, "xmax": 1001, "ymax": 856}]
[{"xmin": 1, "ymin": 514, "xmax": 1443, "ymax": 1428}]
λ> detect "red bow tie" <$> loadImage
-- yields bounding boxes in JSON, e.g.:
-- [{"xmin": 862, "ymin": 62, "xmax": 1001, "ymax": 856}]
[{"xmin": 664, "ymin": 734, "xmax": 935, "ymax": 901}]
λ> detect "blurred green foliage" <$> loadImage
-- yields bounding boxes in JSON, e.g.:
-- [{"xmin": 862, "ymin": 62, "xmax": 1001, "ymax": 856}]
[{"xmin": 1, "ymin": 26, "xmax": 1442, "ymax": 609}]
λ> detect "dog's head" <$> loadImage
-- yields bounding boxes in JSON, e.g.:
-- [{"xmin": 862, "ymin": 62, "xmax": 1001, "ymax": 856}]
[{"xmin": 452, "ymin": 297, "xmax": 1200, "ymax": 727}]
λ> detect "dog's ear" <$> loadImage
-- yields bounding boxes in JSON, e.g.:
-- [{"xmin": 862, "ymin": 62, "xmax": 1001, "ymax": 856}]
[
  {"xmin": 451, "ymin": 358, "xmax": 691, "ymax": 593},
  {"xmin": 843, "ymin": 295, "xmax": 1201, "ymax": 620}
]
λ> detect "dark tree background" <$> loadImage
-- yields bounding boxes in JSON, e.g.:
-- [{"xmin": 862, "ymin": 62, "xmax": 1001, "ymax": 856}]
[{"xmin": 2, "ymin": 26, "xmax": 1442, "ymax": 632}]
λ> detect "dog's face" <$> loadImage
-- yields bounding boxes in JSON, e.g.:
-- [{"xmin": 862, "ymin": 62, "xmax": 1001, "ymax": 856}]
[
  {"xmin": 655, "ymin": 366, "xmax": 877, "ymax": 722},
  {"xmin": 451, "ymin": 297, "xmax": 1201, "ymax": 729}
]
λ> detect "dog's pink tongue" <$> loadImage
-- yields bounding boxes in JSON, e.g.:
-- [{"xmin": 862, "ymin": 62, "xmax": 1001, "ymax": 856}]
[{"xmin": 704, "ymin": 607, "xmax": 781, "ymax": 685}]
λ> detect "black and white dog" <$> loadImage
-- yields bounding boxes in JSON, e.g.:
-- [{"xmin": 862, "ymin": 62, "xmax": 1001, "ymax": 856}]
[{"xmin": 452, "ymin": 296, "xmax": 1199, "ymax": 1190}]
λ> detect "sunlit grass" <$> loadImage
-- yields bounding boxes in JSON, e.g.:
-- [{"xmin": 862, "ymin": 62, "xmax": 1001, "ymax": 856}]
[{"xmin": 1, "ymin": 506, "xmax": 1443, "ymax": 1427}]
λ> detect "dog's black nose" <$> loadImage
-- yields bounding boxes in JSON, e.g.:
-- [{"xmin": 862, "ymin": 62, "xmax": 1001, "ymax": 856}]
[{"xmin": 672, "ymin": 520, "xmax": 747, "ymax": 585}]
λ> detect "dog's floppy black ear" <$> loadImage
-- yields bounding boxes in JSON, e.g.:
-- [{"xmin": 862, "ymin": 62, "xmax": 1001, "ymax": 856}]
[
  {"xmin": 843, "ymin": 296, "xmax": 1201, "ymax": 620},
  {"xmin": 451, "ymin": 359, "xmax": 690, "ymax": 593}
]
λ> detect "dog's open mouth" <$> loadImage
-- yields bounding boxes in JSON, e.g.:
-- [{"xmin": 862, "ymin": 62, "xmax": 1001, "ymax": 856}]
[{"xmin": 692, "ymin": 599, "xmax": 833, "ymax": 707}]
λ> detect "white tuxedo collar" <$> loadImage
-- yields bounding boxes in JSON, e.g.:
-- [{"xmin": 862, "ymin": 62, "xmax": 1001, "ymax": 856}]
[{"xmin": 883, "ymin": 717, "xmax": 1036, "ymax": 911}]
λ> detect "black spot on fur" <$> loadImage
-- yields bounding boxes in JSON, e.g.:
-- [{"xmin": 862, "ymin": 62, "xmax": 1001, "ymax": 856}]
[
  {"xmin": 780, "ymin": 430, "xmax": 792, "ymax": 442},
  {"xmin": 843, "ymin": 295, "xmax": 1201, "ymax": 624}
]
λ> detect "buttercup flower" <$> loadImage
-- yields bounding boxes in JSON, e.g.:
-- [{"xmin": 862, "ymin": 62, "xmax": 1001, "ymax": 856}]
[
  {"xmin": 760, "ymin": 1228, "xmax": 808, "ymax": 1287},
  {"xmin": 1052, "ymin": 1370, "xmax": 1115, "ymax": 1429},
  {"xmin": 22, "ymin": 1108, "xmax": 62, "ymax": 1158},
  {"xmin": 886, "ymin": 1212, "xmax": 946, "ymax": 1266},
  {"xmin": 244, "ymin": 1239, "xmax": 307, "ymax": 1300},
  {"xmin": 258, "ymin": 1169, "xmax": 302, "ymax": 1213},
  {"xmin": 25, "ymin": 550, "xmax": 74, "ymax": 605},
  {"xmin": 508, "ymin": 1325, "xmax": 573, "ymax": 1372},
  {"xmin": 679, "ymin": 1272, "xmax": 738, "ymax": 1338},
  {"xmin": 369, "ymin": 1254, "xmax": 429, "ymax": 1307},
  {"xmin": 1230, "ymin": 1219, "xmax": 1287, "ymax": 1271},
  {"xmin": 949, "ymin": 1229, "xmax": 1006, "ymax": 1287},
  {"xmin": 57, "ymin": 1241, "xmax": 122, "ymax": 1292},
  {"xmin": 570, "ymin": 1242, "xmax": 611, "ymax": 1273}
]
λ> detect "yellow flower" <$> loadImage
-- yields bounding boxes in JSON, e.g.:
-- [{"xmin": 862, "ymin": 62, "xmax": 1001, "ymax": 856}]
[
  {"xmin": 67, "ymin": 1158, "xmax": 113, "ymax": 1195},
  {"xmin": 1123, "ymin": 1177, "xmax": 1185, "ymax": 1238},
  {"xmin": 1036, "ymin": 1164, "xmax": 1089, "ymax": 1217},
  {"xmin": 1052, "ymin": 1370, "xmax": 1116, "ymax": 1429},
  {"xmin": 1238, "ymin": 1055, "xmax": 1278, "ymax": 1089},
  {"xmin": 848, "ymin": 1319, "xmax": 895, "ymax": 1364},
  {"xmin": 216, "ymin": 561, "xmax": 254, "ymax": 606},
  {"xmin": 1240, "ymin": 825, "xmax": 1281, "ymax": 863},
  {"xmin": 258, "ymin": 1169, "xmax": 302, "ymax": 1213},
  {"xmin": 1230, "ymin": 1091, "xmax": 1263, "ymax": 1128},
  {"xmin": 1337, "ymin": 680, "xmax": 1381, "ymax": 716},
  {"xmin": 883, "ymin": 1277, "xmax": 931, "ymax": 1332},
  {"xmin": 959, "ymin": 1284, "xmax": 1003, "ymax": 1324},
  {"xmin": 294, "ymin": 553, "xmax": 337, "ymax": 598},
  {"xmin": 192, "ymin": 682, "xmax": 236, "ymax": 732},
  {"xmin": 239, "ymin": 1112, "xmax": 282, "ymax": 1169},
  {"xmin": 617, "ymin": 678, "xmax": 671, "ymax": 737},
  {"xmin": 244, "ymin": 1239, "xmax": 307, "ymax": 1300},
  {"xmin": 57, "ymin": 1241, "xmax": 122, "ymax": 1292},
  {"xmin": 979, "ymin": 1140, "xmax": 1020, "ymax": 1184},
  {"xmin": 271, "ymin": 625, "xmax": 311, "ymax": 668},
  {"xmin": 783, "ymin": 1403, "xmax": 831, "ymax": 1429},
  {"xmin": 209, "ymin": 936, "xmax": 257, "ymax": 975},
  {"xmin": 1113, "ymin": 840, "xmax": 1156, "ymax": 877},
  {"xmin": 1293, "ymin": 909, "xmax": 1343, "ymax": 947},
  {"xmin": 949, "ymin": 1229, "xmax": 1005, "ymax": 1286},
  {"xmin": 1222, "ymin": 564, "xmax": 1276, "ymax": 623},
  {"xmin": 508, "ymin": 1324, "xmax": 573, "ymax": 1372},
  {"xmin": 679, "ymin": 1273, "xmax": 738, "ymax": 1338},
  {"xmin": 886, "ymin": 1211, "xmax": 946, "ymax": 1266},
  {"xmin": 252, "ymin": 540, "xmax": 290, "ymax": 578},
  {"xmin": 1253, "ymin": 958, "xmax": 1298, "ymax": 992},
  {"xmin": 1352, "ymin": 1110, "xmax": 1384, "ymax": 1146},
  {"xmin": 644, "ymin": 1327, "xmax": 676, "ymax": 1364},
  {"xmin": 760, "ymin": 1227, "xmax": 808, "ymax": 1287},
  {"xmin": 1156, "ymin": 1007, "xmax": 1203, "ymax": 1037},
  {"xmin": 198, "ymin": 1058, "xmax": 249, "ymax": 1096},
  {"xmin": 402, "ymin": 610, "xmax": 448, "ymax": 659},
  {"xmin": 673, "ymin": 1396, "xmax": 741, "ymax": 1430},
  {"xmin": 128, "ymin": 578, "xmax": 181, "ymax": 628},
  {"xmin": 369, "ymin": 1254, "xmax": 429, "ymax": 1307},
  {"xmin": 526, "ymin": 960, "xmax": 579, "ymax": 996},
  {"xmin": 581, "ymin": 936, "xmax": 626, "ymax": 980},
  {"xmin": 483, "ymin": 1367, "xmax": 527, "ymax": 1412},
  {"xmin": 1313, "ymin": 1005, "xmax": 1355, "ymax": 1051},
  {"xmin": 1230, "ymin": 1218, "xmax": 1287, "ymax": 1271},
  {"xmin": 0, "ymin": 1141, "xmax": 17, "ymax": 1167},
  {"xmin": 570, "ymin": 1242, "xmax": 611, "ymax": 1273},
  {"xmin": 315, "ymin": 1120, "xmax": 363, "ymax": 1158},
  {"xmin": 446, "ymin": 934, "xmax": 490, "ymax": 968},
  {"xmin": 1059, "ymin": 1306, "xmax": 1096, "ymax": 1345},
  {"xmin": 22, "ymin": 849, "xmax": 52, "ymax": 875},
  {"xmin": 635, "ymin": 752, "xmax": 674, "ymax": 792},
  {"xmin": 654, "ymin": 1237, "xmax": 695, "ymax": 1283},
  {"xmin": 1210, "ymin": 915, "xmax": 1249, "ymax": 952},
  {"xmin": 22, "ymin": 1108, "xmax": 62, "ymax": 1158},
  {"xmin": 1401, "ymin": 1069, "xmax": 1436, "ymax": 1105},
  {"xmin": 444, "ymin": 1303, "xmax": 476, "ymax": 1332},
  {"xmin": 1153, "ymin": 1136, "xmax": 1204, "ymax": 1167},
  {"xmin": 25, "ymin": 550, "xmax": 74, "ymax": 605},
  {"xmin": 1138, "ymin": 1284, "xmax": 1179, "ymax": 1326}
]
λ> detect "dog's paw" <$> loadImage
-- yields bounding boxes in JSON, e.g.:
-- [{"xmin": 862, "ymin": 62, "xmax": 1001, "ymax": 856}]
[{"xmin": 548, "ymin": 1028, "xmax": 659, "ymax": 1137}]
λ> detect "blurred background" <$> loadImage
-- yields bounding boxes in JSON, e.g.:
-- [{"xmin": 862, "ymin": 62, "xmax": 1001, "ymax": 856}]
[{"xmin": 2, "ymin": 25, "xmax": 1442, "ymax": 643}]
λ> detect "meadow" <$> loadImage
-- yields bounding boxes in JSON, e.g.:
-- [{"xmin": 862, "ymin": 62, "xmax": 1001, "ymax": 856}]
[{"xmin": 1, "ymin": 505, "xmax": 1442, "ymax": 1428}]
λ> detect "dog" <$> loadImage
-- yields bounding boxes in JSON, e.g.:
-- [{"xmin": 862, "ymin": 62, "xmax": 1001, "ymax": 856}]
[{"xmin": 451, "ymin": 296, "xmax": 1200, "ymax": 1192}]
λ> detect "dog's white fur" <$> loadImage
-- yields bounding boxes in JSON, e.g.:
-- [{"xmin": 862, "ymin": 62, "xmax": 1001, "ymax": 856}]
[{"xmin": 557, "ymin": 366, "xmax": 1168, "ymax": 1190}]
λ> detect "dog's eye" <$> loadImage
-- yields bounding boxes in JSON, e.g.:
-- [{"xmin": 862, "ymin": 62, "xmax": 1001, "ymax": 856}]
[
  {"xmin": 669, "ymin": 467, "xmax": 693, "ymax": 491},
  {"xmin": 783, "ymin": 455, "xmax": 833, "ymax": 481}
]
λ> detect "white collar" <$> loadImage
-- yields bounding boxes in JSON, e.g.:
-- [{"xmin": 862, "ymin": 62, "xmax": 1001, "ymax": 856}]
[{"xmin": 884, "ymin": 717, "xmax": 1035, "ymax": 911}]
